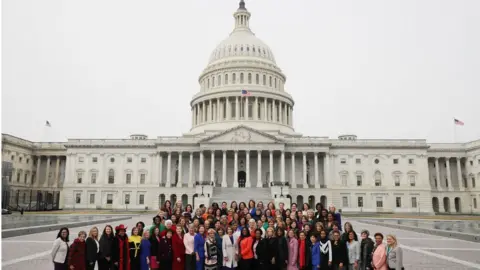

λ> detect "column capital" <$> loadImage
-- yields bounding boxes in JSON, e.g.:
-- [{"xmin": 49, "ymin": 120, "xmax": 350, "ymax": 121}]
[
  {"xmin": 222, "ymin": 150, "xmax": 227, "ymax": 154},
  {"xmin": 269, "ymin": 150, "xmax": 273, "ymax": 154},
  {"xmin": 245, "ymin": 150, "xmax": 250, "ymax": 154},
  {"xmin": 302, "ymin": 152, "xmax": 307, "ymax": 156},
  {"xmin": 211, "ymin": 150, "xmax": 215, "ymax": 155},
  {"xmin": 234, "ymin": 150, "xmax": 239, "ymax": 154}
]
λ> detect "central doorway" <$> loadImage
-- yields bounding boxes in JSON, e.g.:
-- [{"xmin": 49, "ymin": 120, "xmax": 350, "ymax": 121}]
[{"xmin": 238, "ymin": 171, "xmax": 246, "ymax": 188}]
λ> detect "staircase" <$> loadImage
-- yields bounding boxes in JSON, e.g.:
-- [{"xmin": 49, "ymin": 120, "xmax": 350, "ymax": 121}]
[{"xmin": 212, "ymin": 187, "xmax": 273, "ymax": 205}]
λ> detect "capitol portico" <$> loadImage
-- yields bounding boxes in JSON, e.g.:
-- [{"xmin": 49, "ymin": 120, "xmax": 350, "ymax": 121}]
[{"xmin": 2, "ymin": 1, "xmax": 480, "ymax": 214}]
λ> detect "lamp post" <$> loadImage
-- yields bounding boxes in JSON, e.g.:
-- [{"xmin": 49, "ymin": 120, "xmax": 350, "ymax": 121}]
[
  {"xmin": 280, "ymin": 186, "xmax": 284, "ymax": 198},
  {"xmin": 201, "ymin": 186, "xmax": 205, "ymax": 197}
]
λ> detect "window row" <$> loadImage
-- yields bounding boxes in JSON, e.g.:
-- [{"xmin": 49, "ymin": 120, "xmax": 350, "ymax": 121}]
[
  {"xmin": 340, "ymin": 171, "xmax": 417, "ymax": 187},
  {"xmin": 210, "ymin": 44, "xmax": 274, "ymax": 62},
  {"xmin": 10, "ymin": 155, "xmax": 31, "ymax": 164},
  {"xmin": 78, "ymin": 156, "xmax": 148, "ymax": 164},
  {"xmin": 202, "ymin": 72, "xmax": 283, "ymax": 91},
  {"xmin": 75, "ymin": 193, "xmax": 145, "ymax": 205},
  {"xmin": 342, "ymin": 196, "xmax": 418, "ymax": 208},
  {"xmin": 76, "ymin": 169, "xmax": 148, "ymax": 184},
  {"xmin": 340, "ymin": 157, "xmax": 415, "ymax": 165}
]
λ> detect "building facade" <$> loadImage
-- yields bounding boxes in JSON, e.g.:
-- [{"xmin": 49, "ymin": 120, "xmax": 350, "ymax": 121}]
[{"xmin": 2, "ymin": 1, "xmax": 479, "ymax": 213}]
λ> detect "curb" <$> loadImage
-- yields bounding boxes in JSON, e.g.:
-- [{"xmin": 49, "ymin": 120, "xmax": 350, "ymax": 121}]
[
  {"xmin": 357, "ymin": 220, "xmax": 480, "ymax": 243},
  {"xmin": 1, "ymin": 216, "xmax": 133, "ymax": 238}
]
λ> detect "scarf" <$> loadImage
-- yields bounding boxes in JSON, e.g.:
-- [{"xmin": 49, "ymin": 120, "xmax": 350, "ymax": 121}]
[
  {"xmin": 319, "ymin": 240, "xmax": 329, "ymax": 254},
  {"xmin": 117, "ymin": 235, "xmax": 130, "ymax": 270},
  {"xmin": 128, "ymin": 235, "xmax": 142, "ymax": 258},
  {"xmin": 299, "ymin": 239, "xmax": 306, "ymax": 268}
]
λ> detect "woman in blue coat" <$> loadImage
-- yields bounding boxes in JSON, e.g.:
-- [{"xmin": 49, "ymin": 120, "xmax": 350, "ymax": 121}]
[
  {"xmin": 139, "ymin": 231, "xmax": 151, "ymax": 270},
  {"xmin": 310, "ymin": 234, "xmax": 321, "ymax": 270},
  {"xmin": 194, "ymin": 225, "xmax": 206, "ymax": 270}
]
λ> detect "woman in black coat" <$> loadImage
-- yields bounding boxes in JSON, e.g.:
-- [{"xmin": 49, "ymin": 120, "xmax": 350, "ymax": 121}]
[
  {"xmin": 86, "ymin": 227, "xmax": 100, "ymax": 270},
  {"xmin": 275, "ymin": 228, "xmax": 289, "ymax": 270},
  {"xmin": 98, "ymin": 225, "xmax": 115, "ymax": 270}
]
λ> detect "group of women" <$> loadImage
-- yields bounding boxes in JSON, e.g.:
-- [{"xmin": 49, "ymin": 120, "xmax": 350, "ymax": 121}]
[{"xmin": 51, "ymin": 200, "xmax": 404, "ymax": 270}]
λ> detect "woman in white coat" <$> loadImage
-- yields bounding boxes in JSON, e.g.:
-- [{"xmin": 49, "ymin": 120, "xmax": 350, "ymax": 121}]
[
  {"xmin": 52, "ymin": 227, "xmax": 70, "ymax": 270},
  {"xmin": 222, "ymin": 226, "xmax": 238, "ymax": 270}
]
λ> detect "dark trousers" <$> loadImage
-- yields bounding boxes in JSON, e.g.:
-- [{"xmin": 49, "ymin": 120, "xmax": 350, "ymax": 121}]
[
  {"xmin": 239, "ymin": 258, "xmax": 253, "ymax": 270},
  {"xmin": 161, "ymin": 259, "xmax": 173, "ymax": 270},
  {"xmin": 98, "ymin": 257, "xmax": 113, "ymax": 270},
  {"xmin": 87, "ymin": 260, "xmax": 96, "ymax": 270},
  {"xmin": 185, "ymin": 254, "xmax": 196, "ymax": 270},
  {"xmin": 54, "ymin": 262, "xmax": 68, "ymax": 270}
]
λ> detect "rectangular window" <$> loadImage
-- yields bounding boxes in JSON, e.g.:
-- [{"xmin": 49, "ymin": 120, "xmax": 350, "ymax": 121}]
[
  {"xmin": 126, "ymin": 173, "xmax": 132, "ymax": 184},
  {"xmin": 75, "ymin": 193, "xmax": 81, "ymax": 204},
  {"xmin": 409, "ymin": 175, "xmax": 415, "ymax": 187},
  {"xmin": 357, "ymin": 197, "xmax": 363, "ymax": 207},
  {"xmin": 340, "ymin": 159, "xmax": 347, "ymax": 164},
  {"xmin": 19, "ymin": 157, "xmax": 23, "ymax": 163},
  {"xmin": 141, "ymin": 157, "xmax": 147, "ymax": 163},
  {"xmin": 89, "ymin": 194, "xmax": 95, "ymax": 204},
  {"xmin": 342, "ymin": 196, "xmax": 348, "ymax": 207},
  {"xmin": 77, "ymin": 173, "xmax": 83, "ymax": 184},
  {"xmin": 127, "ymin": 157, "xmax": 133, "ymax": 163},
  {"xmin": 24, "ymin": 173, "xmax": 28, "ymax": 183},
  {"xmin": 140, "ymin": 174, "xmax": 146, "ymax": 184},
  {"xmin": 470, "ymin": 160, "xmax": 473, "ymax": 166},
  {"xmin": 125, "ymin": 194, "xmax": 130, "ymax": 204},
  {"xmin": 376, "ymin": 197, "xmax": 383, "ymax": 208},
  {"xmin": 17, "ymin": 172, "xmax": 20, "ymax": 182},
  {"xmin": 396, "ymin": 197, "xmax": 402, "ymax": 208},
  {"xmin": 409, "ymin": 159, "xmax": 414, "ymax": 165},
  {"xmin": 92, "ymin": 157, "xmax": 98, "ymax": 163},
  {"xmin": 139, "ymin": 194, "xmax": 145, "ymax": 205},
  {"xmin": 78, "ymin": 156, "xmax": 84, "ymax": 163},
  {"xmin": 395, "ymin": 175, "xmax": 400, "ymax": 186},
  {"xmin": 356, "ymin": 175, "xmax": 362, "ymax": 186},
  {"xmin": 91, "ymin": 173, "xmax": 97, "ymax": 184},
  {"xmin": 11, "ymin": 155, "xmax": 14, "ymax": 161},
  {"xmin": 411, "ymin": 197, "xmax": 417, "ymax": 208},
  {"xmin": 375, "ymin": 179, "xmax": 381, "ymax": 186},
  {"xmin": 393, "ymin": 159, "xmax": 399, "ymax": 164},
  {"xmin": 107, "ymin": 194, "xmax": 113, "ymax": 204},
  {"xmin": 341, "ymin": 175, "xmax": 347, "ymax": 186},
  {"xmin": 26, "ymin": 158, "xmax": 29, "ymax": 164},
  {"xmin": 355, "ymin": 158, "xmax": 361, "ymax": 164}
]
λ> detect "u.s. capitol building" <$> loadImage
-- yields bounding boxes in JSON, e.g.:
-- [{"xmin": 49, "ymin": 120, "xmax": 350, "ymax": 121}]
[{"xmin": 2, "ymin": 1, "xmax": 480, "ymax": 214}]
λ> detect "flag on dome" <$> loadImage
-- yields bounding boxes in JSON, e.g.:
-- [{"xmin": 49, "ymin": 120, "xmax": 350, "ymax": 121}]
[
  {"xmin": 241, "ymin": 90, "xmax": 251, "ymax": 96},
  {"xmin": 45, "ymin": 120, "xmax": 51, "ymax": 127},
  {"xmin": 454, "ymin": 118, "xmax": 464, "ymax": 126}
]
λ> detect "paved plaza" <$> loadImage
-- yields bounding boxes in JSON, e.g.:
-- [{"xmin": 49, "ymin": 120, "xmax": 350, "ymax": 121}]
[{"xmin": 2, "ymin": 215, "xmax": 480, "ymax": 270}]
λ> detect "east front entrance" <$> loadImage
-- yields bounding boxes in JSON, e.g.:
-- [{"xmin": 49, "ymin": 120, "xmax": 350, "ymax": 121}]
[{"xmin": 238, "ymin": 171, "xmax": 246, "ymax": 187}]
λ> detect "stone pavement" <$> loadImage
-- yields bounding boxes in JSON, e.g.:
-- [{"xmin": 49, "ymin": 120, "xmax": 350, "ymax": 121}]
[{"xmin": 2, "ymin": 216, "xmax": 480, "ymax": 270}]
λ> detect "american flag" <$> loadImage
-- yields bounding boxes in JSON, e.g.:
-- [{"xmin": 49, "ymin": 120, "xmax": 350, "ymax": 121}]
[
  {"xmin": 241, "ymin": 90, "xmax": 251, "ymax": 96},
  {"xmin": 454, "ymin": 118, "xmax": 464, "ymax": 126},
  {"xmin": 45, "ymin": 121, "xmax": 51, "ymax": 127}
]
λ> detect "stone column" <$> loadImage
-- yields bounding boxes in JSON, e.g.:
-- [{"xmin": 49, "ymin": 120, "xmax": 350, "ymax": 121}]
[
  {"xmin": 210, "ymin": 151, "xmax": 215, "ymax": 186},
  {"xmin": 457, "ymin": 157, "xmax": 464, "ymax": 191},
  {"xmin": 254, "ymin": 97, "xmax": 258, "ymax": 120},
  {"xmin": 257, "ymin": 151, "xmax": 262, "ymax": 188},
  {"xmin": 290, "ymin": 106, "xmax": 293, "ymax": 126},
  {"xmin": 279, "ymin": 102, "xmax": 283, "ymax": 123},
  {"xmin": 234, "ymin": 151, "xmax": 238, "ymax": 187},
  {"xmin": 166, "ymin": 152, "xmax": 172, "ymax": 187},
  {"xmin": 280, "ymin": 151, "xmax": 285, "ymax": 184},
  {"xmin": 36, "ymin": 156, "xmax": 41, "ymax": 187},
  {"xmin": 222, "ymin": 151, "xmax": 227, "ymax": 187},
  {"xmin": 236, "ymin": 97, "xmax": 240, "ymax": 120},
  {"xmin": 158, "ymin": 153, "xmax": 163, "ymax": 186},
  {"xmin": 245, "ymin": 97, "xmax": 249, "ymax": 120},
  {"xmin": 324, "ymin": 153, "xmax": 330, "ymax": 187},
  {"xmin": 446, "ymin": 157, "xmax": 452, "ymax": 190},
  {"xmin": 209, "ymin": 100, "xmax": 213, "ymax": 122},
  {"xmin": 434, "ymin": 158, "xmax": 441, "ymax": 190},
  {"xmin": 188, "ymin": 152, "xmax": 194, "ymax": 187},
  {"xmin": 217, "ymin": 98, "xmax": 221, "ymax": 121},
  {"xmin": 284, "ymin": 104, "xmax": 288, "ymax": 125},
  {"xmin": 55, "ymin": 157, "xmax": 60, "ymax": 187},
  {"xmin": 226, "ymin": 97, "xmax": 230, "ymax": 120},
  {"xmin": 191, "ymin": 107, "xmax": 194, "ymax": 126},
  {"xmin": 269, "ymin": 151, "xmax": 273, "ymax": 185},
  {"xmin": 264, "ymin": 98, "xmax": 268, "ymax": 121},
  {"xmin": 291, "ymin": 153, "xmax": 296, "ymax": 188},
  {"xmin": 246, "ymin": 151, "xmax": 251, "ymax": 187},
  {"xmin": 272, "ymin": 100, "xmax": 276, "ymax": 122},
  {"xmin": 203, "ymin": 101, "xmax": 206, "ymax": 123},
  {"xmin": 45, "ymin": 156, "xmax": 51, "ymax": 187},
  {"xmin": 314, "ymin": 152, "xmax": 319, "ymax": 188},
  {"xmin": 302, "ymin": 153, "xmax": 308, "ymax": 188},
  {"xmin": 199, "ymin": 151, "xmax": 204, "ymax": 184},
  {"xmin": 177, "ymin": 152, "xmax": 183, "ymax": 187}
]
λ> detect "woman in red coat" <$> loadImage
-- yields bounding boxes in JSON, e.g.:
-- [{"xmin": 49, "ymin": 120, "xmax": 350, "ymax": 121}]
[
  {"xmin": 68, "ymin": 231, "xmax": 87, "ymax": 270},
  {"xmin": 172, "ymin": 225, "xmax": 185, "ymax": 270}
]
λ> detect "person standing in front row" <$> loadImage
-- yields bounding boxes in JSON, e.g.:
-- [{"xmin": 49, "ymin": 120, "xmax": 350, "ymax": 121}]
[
  {"xmin": 139, "ymin": 230, "xmax": 151, "ymax": 270},
  {"xmin": 98, "ymin": 225, "xmax": 114, "ymax": 270},
  {"xmin": 331, "ymin": 231, "xmax": 348, "ymax": 270},
  {"xmin": 184, "ymin": 224, "xmax": 197, "ymax": 270},
  {"xmin": 287, "ymin": 229, "xmax": 299, "ymax": 270},
  {"xmin": 222, "ymin": 226, "xmax": 238, "ymax": 270},
  {"xmin": 310, "ymin": 234, "xmax": 321, "ymax": 270},
  {"xmin": 112, "ymin": 224, "xmax": 130, "ymax": 270},
  {"xmin": 318, "ymin": 230, "xmax": 332, "ymax": 270},
  {"xmin": 204, "ymin": 228, "xmax": 219, "ymax": 270},
  {"xmin": 172, "ymin": 225, "xmax": 186, "ymax": 270},
  {"xmin": 371, "ymin": 233, "xmax": 387, "ymax": 270},
  {"xmin": 51, "ymin": 227, "xmax": 70, "ymax": 270},
  {"xmin": 386, "ymin": 235, "xmax": 403, "ymax": 270},
  {"xmin": 68, "ymin": 231, "xmax": 87, "ymax": 270},
  {"xmin": 194, "ymin": 225, "xmax": 206, "ymax": 270},
  {"xmin": 359, "ymin": 230, "xmax": 374, "ymax": 270},
  {"xmin": 346, "ymin": 231, "xmax": 360, "ymax": 270},
  {"xmin": 86, "ymin": 226, "xmax": 100, "ymax": 270}
]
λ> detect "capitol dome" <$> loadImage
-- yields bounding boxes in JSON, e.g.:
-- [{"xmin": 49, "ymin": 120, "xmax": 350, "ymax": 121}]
[{"xmin": 188, "ymin": 0, "xmax": 296, "ymax": 136}]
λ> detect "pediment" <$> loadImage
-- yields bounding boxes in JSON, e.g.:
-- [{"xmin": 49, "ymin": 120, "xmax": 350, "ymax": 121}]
[{"xmin": 200, "ymin": 125, "xmax": 283, "ymax": 144}]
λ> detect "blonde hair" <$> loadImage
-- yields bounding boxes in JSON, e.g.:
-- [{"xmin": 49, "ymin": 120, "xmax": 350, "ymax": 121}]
[
  {"xmin": 386, "ymin": 234, "xmax": 398, "ymax": 248},
  {"xmin": 142, "ymin": 230, "xmax": 150, "ymax": 239},
  {"xmin": 88, "ymin": 226, "xmax": 99, "ymax": 240}
]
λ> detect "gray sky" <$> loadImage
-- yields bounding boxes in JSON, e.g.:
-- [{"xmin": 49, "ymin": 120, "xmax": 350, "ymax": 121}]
[{"xmin": 2, "ymin": 0, "xmax": 479, "ymax": 143}]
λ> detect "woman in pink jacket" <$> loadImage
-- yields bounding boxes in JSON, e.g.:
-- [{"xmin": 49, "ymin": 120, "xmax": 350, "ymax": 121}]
[
  {"xmin": 371, "ymin": 233, "xmax": 388, "ymax": 270},
  {"xmin": 287, "ymin": 230, "xmax": 298, "ymax": 270}
]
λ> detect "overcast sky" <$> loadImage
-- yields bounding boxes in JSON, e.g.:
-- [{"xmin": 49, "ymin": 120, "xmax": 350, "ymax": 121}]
[{"xmin": 2, "ymin": 0, "xmax": 479, "ymax": 143}]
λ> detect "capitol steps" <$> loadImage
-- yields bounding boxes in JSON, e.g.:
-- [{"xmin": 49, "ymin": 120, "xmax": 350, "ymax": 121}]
[{"xmin": 211, "ymin": 187, "xmax": 272, "ymax": 205}]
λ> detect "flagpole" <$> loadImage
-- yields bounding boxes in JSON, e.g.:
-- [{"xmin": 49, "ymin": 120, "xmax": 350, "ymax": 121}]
[{"xmin": 453, "ymin": 118, "xmax": 457, "ymax": 143}]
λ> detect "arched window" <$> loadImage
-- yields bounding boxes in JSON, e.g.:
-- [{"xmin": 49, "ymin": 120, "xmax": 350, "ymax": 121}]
[
  {"xmin": 108, "ymin": 169, "xmax": 115, "ymax": 184},
  {"xmin": 253, "ymin": 46, "xmax": 256, "ymax": 53},
  {"xmin": 212, "ymin": 76, "xmax": 215, "ymax": 87},
  {"xmin": 248, "ymin": 73, "xmax": 252, "ymax": 84},
  {"xmin": 262, "ymin": 75, "xmax": 266, "ymax": 85},
  {"xmin": 218, "ymin": 75, "xmax": 221, "ymax": 86},
  {"xmin": 207, "ymin": 78, "xmax": 210, "ymax": 88},
  {"xmin": 274, "ymin": 78, "xmax": 277, "ymax": 88},
  {"xmin": 255, "ymin": 74, "xmax": 259, "ymax": 84},
  {"xmin": 375, "ymin": 171, "xmax": 381, "ymax": 186},
  {"xmin": 269, "ymin": 76, "xmax": 272, "ymax": 87},
  {"xmin": 225, "ymin": 74, "xmax": 229, "ymax": 85},
  {"xmin": 232, "ymin": 73, "xmax": 236, "ymax": 84},
  {"xmin": 240, "ymin": 73, "xmax": 244, "ymax": 83}
]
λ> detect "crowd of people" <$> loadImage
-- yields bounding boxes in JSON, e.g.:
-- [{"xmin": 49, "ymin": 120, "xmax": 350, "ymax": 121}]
[{"xmin": 51, "ymin": 200, "xmax": 404, "ymax": 270}]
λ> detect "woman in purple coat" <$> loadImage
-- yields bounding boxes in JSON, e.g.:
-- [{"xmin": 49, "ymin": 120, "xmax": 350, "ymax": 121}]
[{"xmin": 140, "ymin": 231, "xmax": 151, "ymax": 270}]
